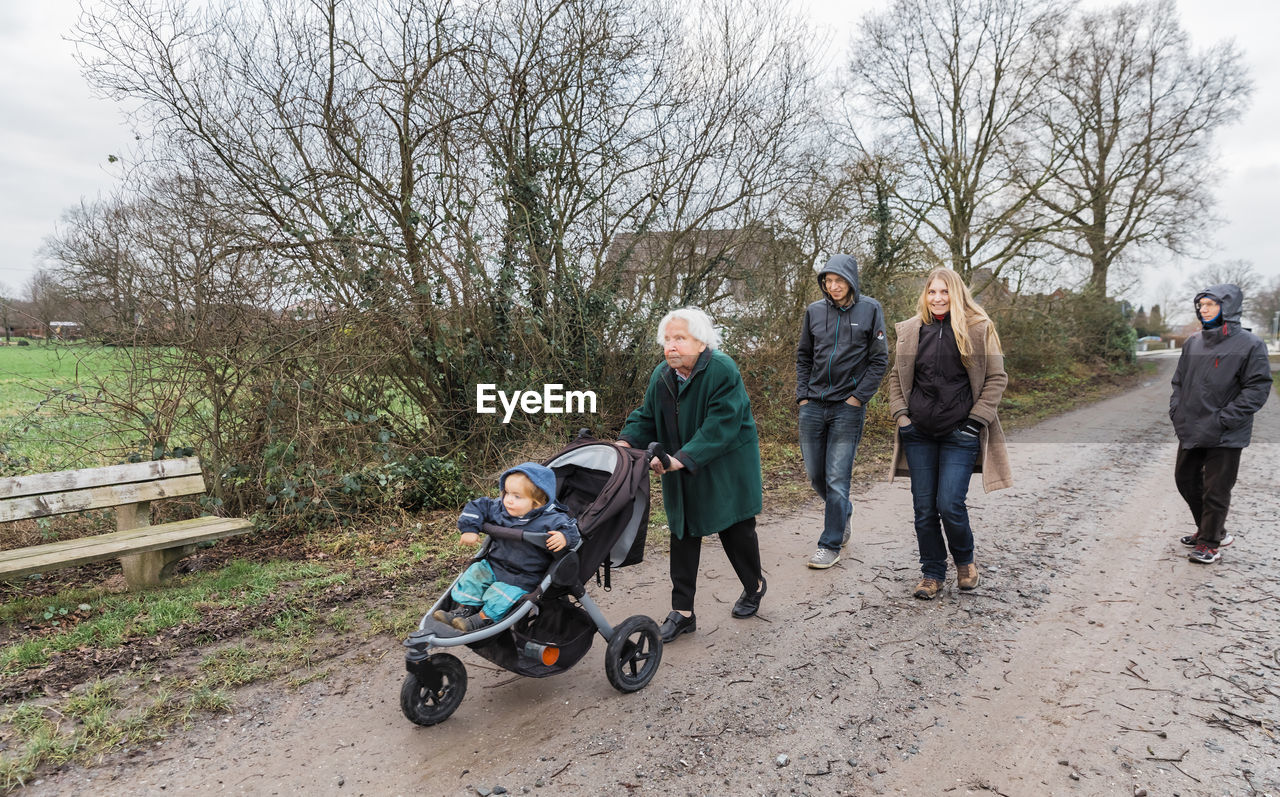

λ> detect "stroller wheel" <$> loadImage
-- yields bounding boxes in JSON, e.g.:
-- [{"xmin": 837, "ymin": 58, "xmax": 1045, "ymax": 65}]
[
  {"xmin": 605, "ymin": 615, "xmax": 663, "ymax": 693},
  {"xmin": 400, "ymin": 653, "xmax": 467, "ymax": 726}
]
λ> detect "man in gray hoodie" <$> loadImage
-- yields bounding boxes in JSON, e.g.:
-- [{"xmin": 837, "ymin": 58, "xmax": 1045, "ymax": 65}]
[
  {"xmin": 796, "ymin": 254, "xmax": 888, "ymax": 568},
  {"xmin": 1169, "ymin": 284, "xmax": 1272, "ymax": 564}
]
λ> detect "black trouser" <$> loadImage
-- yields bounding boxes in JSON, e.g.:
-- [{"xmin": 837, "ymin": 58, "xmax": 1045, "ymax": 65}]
[
  {"xmin": 1173, "ymin": 446, "xmax": 1242, "ymax": 545},
  {"xmin": 669, "ymin": 516, "xmax": 761, "ymax": 612}
]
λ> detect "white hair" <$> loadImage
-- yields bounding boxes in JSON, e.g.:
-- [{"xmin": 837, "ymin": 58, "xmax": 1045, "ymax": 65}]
[{"xmin": 656, "ymin": 306, "xmax": 721, "ymax": 350}]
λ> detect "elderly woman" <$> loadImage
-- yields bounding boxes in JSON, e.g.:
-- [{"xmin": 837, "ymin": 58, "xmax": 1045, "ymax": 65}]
[{"xmin": 617, "ymin": 307, "xmax": 766, "ymax": 643}]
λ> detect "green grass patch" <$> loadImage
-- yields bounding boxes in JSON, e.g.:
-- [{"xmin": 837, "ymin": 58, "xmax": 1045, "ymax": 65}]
[
  {"xmin": 0, "ymin": 680, "xmax": 192, "ymax": 790},
  {"xmin": 199, "ymin": 645, "xmax": 273, "ymax": 688},
  {"xmin": 0, "ymin": 514, "xmax": 466, "ymax": 789},
  {"xmin": 0, "ymin": 343, "xmax": 130, "ymax": 473},
  {"xmin": 0, "ymin": 559, "xmax": 340, "ymax": 675},
  {"xmin": 0, "ymin": 558, "xmax": 355, "ymax": 788}
]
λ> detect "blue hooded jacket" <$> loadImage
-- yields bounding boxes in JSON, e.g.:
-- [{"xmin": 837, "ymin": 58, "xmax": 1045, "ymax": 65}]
[{"xmin": 456, "ymin": 462, "xmax": 581, "ymax": 590}]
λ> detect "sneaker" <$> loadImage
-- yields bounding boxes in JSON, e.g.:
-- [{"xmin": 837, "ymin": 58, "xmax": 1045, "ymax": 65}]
[
  {"xmin": 956, "ymin": 563, "xmax": 980, "ymax": 591},
  {"xmin": 1188, "ymin": 544, "xmax": 1220, "ymax": 564},
  {"xmin": 913, "ymin": 577, "xmax": 942, "ymax": 600},
  {"xmin": 452, "ymin": 613, "xmax": 495, "ymax": 632},
  {"xmin": 808, "ymin": 547, "xmax": 840, "ymax": 569},
  {"xmin": 432, "ymin": 604, "xmax": 480, "ymax": 624},
  {"xmin": 1180, "ymin": 533, "xmax": 1234, "ymax": 547}
]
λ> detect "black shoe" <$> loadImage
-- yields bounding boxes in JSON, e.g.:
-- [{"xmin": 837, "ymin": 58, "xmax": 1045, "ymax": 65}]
[
  {"xmin": 658, "ymin": 611, "xmax": 696, "ymax": 642},
  {"xmin": 732, "ymin": 576, "xmax": 767, "ymax": 618}
]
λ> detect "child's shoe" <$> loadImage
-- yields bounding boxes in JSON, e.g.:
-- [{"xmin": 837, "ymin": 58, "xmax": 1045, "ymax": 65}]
[
  {"xmin": 452, "ymin": 613, "xmax": 494, "ymax": 633},
  {"xmin": 432, "ymin": 604, "xmax": 480, "ymax": 624}
]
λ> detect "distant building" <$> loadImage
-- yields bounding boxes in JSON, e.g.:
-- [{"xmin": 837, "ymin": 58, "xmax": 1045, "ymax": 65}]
[
  {"xmin": 49, "ymin": 321, "xmax": 82, "ymax": 340},
  {"xmin": 604, "ymin": 227, "xmax": 802, "ymax": 311}
]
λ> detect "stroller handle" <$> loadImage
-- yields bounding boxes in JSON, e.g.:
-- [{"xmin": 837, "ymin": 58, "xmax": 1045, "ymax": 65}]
[
  {"xmin": 479, "ymin": 522, "xmax": 579, "ymax": 555},
  {"xmin": 646, "ymin": 442, "xmax": 671, "ymax": 469}
]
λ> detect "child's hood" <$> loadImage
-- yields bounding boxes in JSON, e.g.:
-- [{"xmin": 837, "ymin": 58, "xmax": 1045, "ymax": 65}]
[{"xmin": 499, "ymin": 462, "xmax": 558, "ymax": 507}]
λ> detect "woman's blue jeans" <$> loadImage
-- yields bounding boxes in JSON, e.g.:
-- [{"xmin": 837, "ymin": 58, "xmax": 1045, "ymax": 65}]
[
  {"xmin": 799, "ymin": 400, "xmax": 866, "ymax": 551},
  {"xmin": 899, "ymin": 424, "xmax": 981, "ymax": 580}
]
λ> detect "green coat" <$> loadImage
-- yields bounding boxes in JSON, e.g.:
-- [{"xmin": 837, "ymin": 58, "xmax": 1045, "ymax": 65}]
[{"xmin": 620, "ymin": 349, "xmax": 763, "ymax": 539}]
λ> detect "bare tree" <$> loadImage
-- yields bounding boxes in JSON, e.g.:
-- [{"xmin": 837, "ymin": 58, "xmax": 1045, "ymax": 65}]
[
  {"xmin": 847, "ymin": 0, "xmax": 1069, "ymax": 282},
  {"xmin": 0, "ymin": 282, "xmax": 12, "ymax": 343},
  {"xmin": 1036, "ymin": 0, "xmax": 1250, "ymax": 296},
  {"xmin": 23, "ymin": 270, "xmax": 73, "ymax": 341},
  {"xmin": 1148, "ymin": 303, "xmax": 1165, "ymax": 335},
  {"xmin": 63, "ymin": 0, "xmax": 829, "ymax": 498},
  {"xmin": 1250, "ymin": 274, "xmax": 1280, "ymax": 340},
  {"xmin": 1182, "ymin": 260, "xmax": 1264, "ymax": 332},
  {"xmin": 45, "ymin": 195, "xmax": 146, "ymax": 338}
]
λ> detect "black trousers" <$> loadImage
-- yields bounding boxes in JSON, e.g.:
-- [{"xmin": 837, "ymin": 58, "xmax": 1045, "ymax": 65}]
[
  {"xmin": 1173, "ymin": 447, "xmax": 1242, "ymax": 545},
  {"xmin": 669, "ymin": 516, "xmax": 761, "ymax": 612}
]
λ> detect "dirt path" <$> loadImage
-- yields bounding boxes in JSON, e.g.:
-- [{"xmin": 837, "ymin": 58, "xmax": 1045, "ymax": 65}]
[{"xmin": 27, "ymin": 356, "xmax": 1280, "ymax": 796}]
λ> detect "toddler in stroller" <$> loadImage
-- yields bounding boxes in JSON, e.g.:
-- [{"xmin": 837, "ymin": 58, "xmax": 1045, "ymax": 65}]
[
  {"xmin": 432, "ymin": 463, "xmax": 580, "ymax": 633},
  {"xmin": 401, "ymin": 435, "xmax": 666, "ymax": 727}
]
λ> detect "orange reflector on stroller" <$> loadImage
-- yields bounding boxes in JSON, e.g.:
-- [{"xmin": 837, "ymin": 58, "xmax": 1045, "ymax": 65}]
[{"xmin": 522, "ymin": 641, "xmax": 559, "ymax": 666}]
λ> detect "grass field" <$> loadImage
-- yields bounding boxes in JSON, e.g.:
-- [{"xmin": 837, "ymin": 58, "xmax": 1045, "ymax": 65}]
[{"xmin": 0, "ymin": 343, "xmax": 126, "ymax": 472}]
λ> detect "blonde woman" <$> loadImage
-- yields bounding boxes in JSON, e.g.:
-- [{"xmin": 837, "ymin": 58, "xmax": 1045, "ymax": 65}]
[{"xmin": 887, "ymin": 269, "xmax": 1012, "ymax": 600}]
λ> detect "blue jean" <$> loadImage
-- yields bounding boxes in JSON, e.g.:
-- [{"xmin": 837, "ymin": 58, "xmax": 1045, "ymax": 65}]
[
  {"xmin": 450, "ymin": 560, "xmax": 528, "ymax": 620},
  {"xmin": 899, "ymin": 424, "xmax": 982, "ymax": 580},
  {"xmin": 799, "ymin": 400, "xmax": 867, "ymax": 551}
]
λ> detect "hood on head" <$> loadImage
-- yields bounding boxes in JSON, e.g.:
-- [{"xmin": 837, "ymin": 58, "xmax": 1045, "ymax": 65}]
[
  {"xmin": 817, "ymin": 254, "xmax": 861, "ymax": 304},
  {"xmin": 1194, "ymin": 284, "xmax": 1243, "ymax": 324},
  {"xmin": 499, "ymin": 462, "xmax": 558, "ymax": 506}
]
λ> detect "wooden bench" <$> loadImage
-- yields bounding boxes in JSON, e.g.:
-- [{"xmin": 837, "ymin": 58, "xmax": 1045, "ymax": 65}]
[{"xmin": 0, "ymin": 457, "xmax": 252, "ymax": 590}]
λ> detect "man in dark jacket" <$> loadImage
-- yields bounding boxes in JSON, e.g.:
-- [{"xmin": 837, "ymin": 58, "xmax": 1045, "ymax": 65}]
[
  {"xmin": 796, "ymin": 254, "xmax": 888, "ymax": 569},
  {"xmin": 1169, "ymin": 284, "xmax": 1272, "ymax": 564}
]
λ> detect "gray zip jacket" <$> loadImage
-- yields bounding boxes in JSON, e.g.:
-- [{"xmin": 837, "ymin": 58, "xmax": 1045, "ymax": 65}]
[
  {"xmin": 795, "ymin": 254, "xmax": 888, "ymax": 404},
  {"xmin": 1169, "ymin": 283, "xmax": 1272, "ymax": 449}
]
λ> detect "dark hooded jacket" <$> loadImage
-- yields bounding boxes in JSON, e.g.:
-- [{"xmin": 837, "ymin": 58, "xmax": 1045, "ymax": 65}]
[
  {"xmin": 456, "ymin": 462, "xmax": 581, "ymax": 590},
  {"xmin": 796, "ymin": 254, "xmax": 888, "ymax": 404},
  {"xmin": 1169, "ymin": 284, "xmax": 1272, "ymax": 449}
]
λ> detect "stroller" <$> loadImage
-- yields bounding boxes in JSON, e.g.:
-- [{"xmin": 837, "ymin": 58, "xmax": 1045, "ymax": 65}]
[{"xmin": 400, "ymin": 434, "xmax": 667, "ymax": 726}]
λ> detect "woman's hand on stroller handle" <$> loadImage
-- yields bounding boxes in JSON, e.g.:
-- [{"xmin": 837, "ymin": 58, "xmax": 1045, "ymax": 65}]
[{"xmin": 645, "ymin": 442, "xmax": 678, "ymax": 474}]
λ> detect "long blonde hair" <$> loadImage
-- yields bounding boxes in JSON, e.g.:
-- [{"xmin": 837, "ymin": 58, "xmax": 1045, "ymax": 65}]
[{"xmin": 915, "ymin": 268, "xmax": 1002, "ymax": 364}]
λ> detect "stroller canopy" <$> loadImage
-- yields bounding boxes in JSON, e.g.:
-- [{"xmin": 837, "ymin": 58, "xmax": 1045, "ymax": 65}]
[{"xmin": 547, "ymin": 440, "xmax": 650, "ymax": 584}]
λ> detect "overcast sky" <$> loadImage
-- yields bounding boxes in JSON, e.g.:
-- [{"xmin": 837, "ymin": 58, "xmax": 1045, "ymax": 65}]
[{"xmin": 2, "ymin": 0, "xmax": 1277, "ymax": 326}]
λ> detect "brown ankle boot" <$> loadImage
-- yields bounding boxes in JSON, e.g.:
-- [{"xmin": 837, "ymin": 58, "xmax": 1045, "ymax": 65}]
[
  {"xmin": 956, "ymin": 563, "xmax": 980, "ymax": 591},
  {"xmin": 913, "ymin": 577, "xmax": 942, "ymax": 600}
]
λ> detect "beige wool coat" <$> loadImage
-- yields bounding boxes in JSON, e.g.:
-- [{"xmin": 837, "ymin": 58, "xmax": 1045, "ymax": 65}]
[{"xmin": 886, "ymin": 316, "xmax": 1013, "ymax": 493}]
